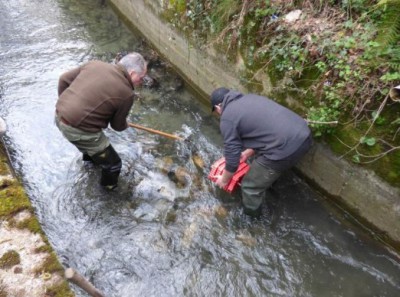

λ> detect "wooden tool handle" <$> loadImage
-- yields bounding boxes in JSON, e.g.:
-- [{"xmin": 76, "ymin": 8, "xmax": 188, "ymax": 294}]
[
  {"xmin": 128, "ymin": 122, "xmax": 183, "ymax": 141},
  {"xmin": 65, "ymin": 268, "xmax": 105, "ymax": 297}
]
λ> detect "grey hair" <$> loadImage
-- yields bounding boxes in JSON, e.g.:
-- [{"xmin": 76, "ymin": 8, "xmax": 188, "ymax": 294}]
[{"xmin": 118, "ymin": 52, "xmax": 147, "ymax": 74}]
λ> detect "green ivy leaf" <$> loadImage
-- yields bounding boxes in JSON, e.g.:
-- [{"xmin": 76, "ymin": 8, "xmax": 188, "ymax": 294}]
[
  {"xmin": 366, "ymin": 137, "xmax": 376, "ymax": 146},
  {"xmin": 352, "ymin": 154, "xmax": 361, "ymax": 163},
  {"xmin": 360, "ymin": 136, "xmax": 376, "ymax": 146},
  {"xmin": 371, "ymin": 111, "xmax": 386, "ymax": 125}
]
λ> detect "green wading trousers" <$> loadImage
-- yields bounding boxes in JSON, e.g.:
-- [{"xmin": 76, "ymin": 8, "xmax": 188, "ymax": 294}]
[
  {"xmin": 55, "ymin": 115, "xmax": 122, "ymax": 188},
  {"xmin": 55, "ymin": 115, "xmax": 110, "ymax": 156},
  {"xmin": 240, "ymin": 160, "xmax": 282, "ymax": 215}
]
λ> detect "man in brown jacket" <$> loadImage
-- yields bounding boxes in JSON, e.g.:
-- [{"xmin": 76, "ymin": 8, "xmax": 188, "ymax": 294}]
[{"xmin": 55, "ymin": 52, "xmax": 147, "ymax": 190}]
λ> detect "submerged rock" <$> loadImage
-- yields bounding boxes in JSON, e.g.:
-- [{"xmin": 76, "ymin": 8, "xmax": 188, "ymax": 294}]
[
  {"xmin": 236, "ymin": 231, "xmax": 257, "ymax": 247},
  {"xmin": 142, "ymin": 74, "xmax": 159, "ymax": 88},
  {"xmin": 156, "ymin": 157, "xmax": 191, "ymax": 188}
]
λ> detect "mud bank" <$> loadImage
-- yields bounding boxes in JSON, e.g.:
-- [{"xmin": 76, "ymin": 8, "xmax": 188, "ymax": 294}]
[{"xmin": 108, "ymin": 0, "xmax": 400, "ymax": 249}]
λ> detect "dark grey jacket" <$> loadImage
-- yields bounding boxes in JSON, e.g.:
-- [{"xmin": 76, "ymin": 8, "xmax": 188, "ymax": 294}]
[{"xmin": 220, "ymin": 91, "xmax": 311, "ymax": 172}]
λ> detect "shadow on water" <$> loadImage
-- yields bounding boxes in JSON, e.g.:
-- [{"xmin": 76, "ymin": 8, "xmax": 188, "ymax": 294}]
[{"xmin": 1, "ymin": 0, "xmax": 400, "ymax": 296}]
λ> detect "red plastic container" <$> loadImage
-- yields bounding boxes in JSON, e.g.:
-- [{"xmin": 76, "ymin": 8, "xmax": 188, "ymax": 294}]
[{"xmin": 208, "ymin": 157, "xmax": 250, "ymax": 193}]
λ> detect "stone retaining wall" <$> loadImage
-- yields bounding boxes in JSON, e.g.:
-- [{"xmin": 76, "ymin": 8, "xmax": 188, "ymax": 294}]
[{"xmin": 109, "ymin": 0, "xmax": 400, "ymax": 248}]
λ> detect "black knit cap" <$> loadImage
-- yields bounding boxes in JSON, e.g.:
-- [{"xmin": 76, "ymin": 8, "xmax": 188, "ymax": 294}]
[{"xmin": 211, "ymin": 87, "xmax": 230, "ymax": 112}]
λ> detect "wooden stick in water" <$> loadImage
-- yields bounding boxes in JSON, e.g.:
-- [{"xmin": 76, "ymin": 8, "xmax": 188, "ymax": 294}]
[
  {"xmin": 128, "ymin": 122, "xmax": 184, "ymax": 141},
  {"xmin": 65, "ymin": 268, "xmax": 105, "ymax": 297}
]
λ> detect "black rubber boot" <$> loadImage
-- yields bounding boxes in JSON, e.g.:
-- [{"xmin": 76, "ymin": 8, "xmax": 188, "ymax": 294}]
[
  {"xmin": 82, "ymin": 153, "xmax": 94, "ymax": 163},
  {"xmin": 91, "ymin": 145, "xmax": 122, "ymax": 190},
  {"xmin": 243, "ymin": 206, "xmax": 262, "ymax": 218}
]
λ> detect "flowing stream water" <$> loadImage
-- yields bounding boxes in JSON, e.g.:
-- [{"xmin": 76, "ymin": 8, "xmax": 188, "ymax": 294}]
[{"xmin": 1, "ymin": 0, "xmax": 400, "ymax": 296}]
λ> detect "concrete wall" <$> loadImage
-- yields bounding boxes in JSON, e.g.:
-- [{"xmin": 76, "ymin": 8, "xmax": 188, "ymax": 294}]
[
  {"xmin": 109, "ymin": 0, "xmax": 246, "ymax": 103},
  {"xmin": 109, "ymin": 0, "xmax": 400, "ymax": 247}
]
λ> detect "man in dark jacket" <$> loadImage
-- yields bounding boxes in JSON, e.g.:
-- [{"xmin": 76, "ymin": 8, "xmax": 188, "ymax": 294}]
[
  {"xmin": 210, "ymin": 87, "xmax": 312, "ymax": 217},
  {"xmin": 55, "ymin": 52, "xmax": 147, "ymax": 190}
]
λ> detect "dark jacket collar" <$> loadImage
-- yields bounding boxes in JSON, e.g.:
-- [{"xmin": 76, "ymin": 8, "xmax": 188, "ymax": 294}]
[{"xmin": 221, "ymin": 90, "xmax": 243, "ymax": 111}]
